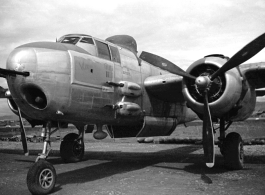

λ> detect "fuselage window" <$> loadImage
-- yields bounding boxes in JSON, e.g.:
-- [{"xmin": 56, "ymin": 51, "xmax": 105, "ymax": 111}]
[
  {"xmin": 95, "ymin": 40, "xmax": 111, "ymax": 60},
  {"xmin": 109, "ymin": 45, "xmax": 121, "ymax": 63},
  {"xmin": 61, "ymin": 37, "xmax": 80, "ymax": 44},
  {"xmin": 80, "ymin": 37, "xmax": 94, "ymax": 45}
]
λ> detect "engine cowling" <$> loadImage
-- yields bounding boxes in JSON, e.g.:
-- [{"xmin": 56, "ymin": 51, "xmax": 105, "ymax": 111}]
[{"xmin": 182, "ymin": 55, "xmax": 255, "ymax": 120}]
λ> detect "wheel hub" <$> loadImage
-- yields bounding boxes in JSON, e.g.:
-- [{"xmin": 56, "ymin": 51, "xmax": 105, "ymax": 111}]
[{"xmin": 39, "ymin": 168, "xmax": 53, "ymax": 189}]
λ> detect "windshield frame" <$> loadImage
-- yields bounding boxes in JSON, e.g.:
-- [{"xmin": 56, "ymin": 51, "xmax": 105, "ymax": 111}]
[{"xmin": 59, "ymin": 36, "xmax": 81, "ymax": 45}]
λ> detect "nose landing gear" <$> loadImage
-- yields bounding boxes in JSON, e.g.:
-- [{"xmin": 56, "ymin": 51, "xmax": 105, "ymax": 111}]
[
  {"xmin": 218, "ymin": 119, "xmax": 244, "ymax": 170},
  {"xmin": 27, "ymin": 122, "xmax": 57, "ymax": 195},
  {"xmin": 26, "ymin": 122, "xmax": 86, "ymax": 195},
  {"xmin": 27, "ymin": 160, "xmax": 56, "ymax": 195}
]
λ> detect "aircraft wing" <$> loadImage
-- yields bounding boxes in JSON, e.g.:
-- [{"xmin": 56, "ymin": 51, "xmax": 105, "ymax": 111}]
[{"xmin": 241, "ymin": 62, "xmax": 265, "ymax": 89}]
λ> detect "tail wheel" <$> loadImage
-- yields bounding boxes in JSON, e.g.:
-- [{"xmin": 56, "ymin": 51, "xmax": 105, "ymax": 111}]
[
  {"xmin": 27, "ymin": 160, "xmax": 56, "ymax": 195},
  {"xmin": 60, "ymin": 133, "xmax": 84, "ymax": 163},
  {"xmin": 223, "ymin": 132, "xmax": 244, "ymax": 170}
]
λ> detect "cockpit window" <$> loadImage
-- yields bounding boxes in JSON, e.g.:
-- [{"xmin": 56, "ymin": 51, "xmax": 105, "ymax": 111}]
[
  {"xmin": 80, "ymin": 37, "xmax": 94, "ymax": 45},
  {"xmin": 109, "ymin": 45, "xmax": 121, "ymax": 63},
  {"xmin": 60, "ymin": 37, "xmax": 80, "ymax": 45}
]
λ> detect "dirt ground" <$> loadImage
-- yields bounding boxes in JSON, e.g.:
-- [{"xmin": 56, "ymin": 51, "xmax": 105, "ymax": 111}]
[{"xmin": 0, "ymin": 138, "xmax": 265, "ymax": 195}]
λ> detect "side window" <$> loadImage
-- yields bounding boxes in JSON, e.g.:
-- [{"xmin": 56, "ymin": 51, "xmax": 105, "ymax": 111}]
[
  {"xmin": 95, "ymin": 40, "xmax": 111, "ymax": 60},
  {"xmin": 109, "ymin": 45, "xmax": 121, "ymax": 63}
]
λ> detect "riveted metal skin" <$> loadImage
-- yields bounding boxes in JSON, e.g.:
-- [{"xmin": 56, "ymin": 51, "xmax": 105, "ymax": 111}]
[{"xmin": 6, "ymin": 36, "xmax": 197, "ymax": 132}]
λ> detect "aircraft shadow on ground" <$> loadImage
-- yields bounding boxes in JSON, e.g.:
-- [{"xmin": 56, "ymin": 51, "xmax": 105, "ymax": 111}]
[
  {"xmin": 54, "ymin": 145, "xmax": 199, "ymax": 188},
  {"xmin": 50, "ymin": 144, "xmax": 265, "ymax": 191},
  {"xmin": 1, "ymin": 144, "xmax": 265, "ymax": 193}
]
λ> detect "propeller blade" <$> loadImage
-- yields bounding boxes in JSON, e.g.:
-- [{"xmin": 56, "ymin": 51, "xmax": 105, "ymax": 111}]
[
  {"xmin": 202, "ymin": 90, "xmax": 215, "ymax": 168},
  {"xmin": 139, "ymin": 51, "xmax": 196, "ymax": 80},
  {"xmin": 18, "ymin": 107, "xmax": 29, "ymax": 156},
  {"xmin": 211, "ymin": 33, "xmax": 265, "ymax": 80}
]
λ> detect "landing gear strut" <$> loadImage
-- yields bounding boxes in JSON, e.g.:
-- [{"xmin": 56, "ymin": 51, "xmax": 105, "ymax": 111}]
[
  {"xmin": 26, "ymin": 122, "xmax": 86, "ymax": 194},
  {"xmin": 60, "ymin": 132, "xmax": 85, "ymax": 163},
  {"xmin": 60, "ymin": 124, "xmax": 85, "ymax": 163},
  {"xmin": 27, "ymin": 122, "xmax": 58, "ymax": 195},
  {"xmin": 223, "ymin": 132, "xmax": 244, "ymax": 170},
  {"xmin": 218, "ymin": 118, "xmax": 244, "ymax": 170}
]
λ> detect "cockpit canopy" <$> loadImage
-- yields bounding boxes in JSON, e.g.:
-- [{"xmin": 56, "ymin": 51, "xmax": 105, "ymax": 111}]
[
  {"xmin": 60, "ymin": 36, "xmax": 80, "ymax": 44},
  {"xmin": 58, "ymin": 34, "xmax": 121, "ymax": 63},
  {"xmin": 59, "ymin": 35, "xmax": 95, "ymax": 45},
  {"xmin": 58, "ymin": 34, "xmax": 96, "ymax": 55}
]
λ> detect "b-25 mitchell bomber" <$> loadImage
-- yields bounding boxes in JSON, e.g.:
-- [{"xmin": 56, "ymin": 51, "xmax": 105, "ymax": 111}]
[{"xmin": 0, "ymin": 32, "xmax": 265, "ymax": 194}]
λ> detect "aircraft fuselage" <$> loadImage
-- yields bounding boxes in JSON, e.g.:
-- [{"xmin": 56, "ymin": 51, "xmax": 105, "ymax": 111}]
[{"xmin": 6, "ymin": 34, "xmax": 196, "ymax": 128}]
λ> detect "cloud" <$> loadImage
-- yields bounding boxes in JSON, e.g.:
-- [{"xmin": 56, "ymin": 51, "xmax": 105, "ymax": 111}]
[
  {"xmin": 0, "ymin": 0, "xmax": 264, "ymax": 118},
  {"xmin": 0, "ymin": 0, "xmax": 264, "ymax": 72}
]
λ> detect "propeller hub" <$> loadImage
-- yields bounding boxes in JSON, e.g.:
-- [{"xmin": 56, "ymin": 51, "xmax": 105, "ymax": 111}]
[{"xmin": 195, "ymin": 76, "xmax": 211, "ymax": 89}]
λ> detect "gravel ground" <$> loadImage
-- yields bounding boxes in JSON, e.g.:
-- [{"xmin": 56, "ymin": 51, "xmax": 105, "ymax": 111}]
[
  {"xmin": 0, "ymin": 139, "xmax": 265, "ymax": 195},
  {"xmin": 1, "ymin": 119, "xmax": 265, "ymax": 195}
]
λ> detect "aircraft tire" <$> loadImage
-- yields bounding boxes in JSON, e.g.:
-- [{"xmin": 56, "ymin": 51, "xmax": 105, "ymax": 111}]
[
  {"xmin": 223, "ymin": 132, "xmax": 244, "ymax": 170},
  {"xmin": 60, "ymin": 133, "xmax": 84, "ymax": 163},
  {"xmin": 27, "ymin": 160, "xmax": 56, "ymax": 195}
]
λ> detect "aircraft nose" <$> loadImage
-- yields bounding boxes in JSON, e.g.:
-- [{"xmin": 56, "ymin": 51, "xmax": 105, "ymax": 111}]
[
  {"xmin": 6, "ymin": 42, "xmax": 71, "ymax": 111},
  {"xmin": 7, "ymin": 42, "xmax": 71, "ymax": 74},
  {"xmin": 6, "ymin": 47, "xmax": 37, "ymax": 73}
]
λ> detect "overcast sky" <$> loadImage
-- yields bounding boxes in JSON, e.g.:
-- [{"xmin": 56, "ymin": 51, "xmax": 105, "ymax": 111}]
[
  {"xmin": 0, "ymin": 0, "xmax": 265, "ymax": 86},
  {"xmin": 0, "ymin": 0, "xmax": 265, "ymax": 116}
]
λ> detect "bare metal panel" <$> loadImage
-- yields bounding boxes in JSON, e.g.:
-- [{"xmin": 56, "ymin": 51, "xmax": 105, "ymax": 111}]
[
  {"xmin": 137, "ymin": 116, "xmax": 177, "ymax": 137},
  {"xmin": 69, "ymin": 51, "xmax": 114, "ymax": 89},
  {"xmin": 144, "ymin": 74, "xmax": 184, "ymax": 102}
]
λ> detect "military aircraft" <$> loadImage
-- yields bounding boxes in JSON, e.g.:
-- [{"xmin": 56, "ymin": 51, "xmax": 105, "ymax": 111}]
[{"xmin": 0, "ymin": 32, "xmax": 265, "ymax": 194}]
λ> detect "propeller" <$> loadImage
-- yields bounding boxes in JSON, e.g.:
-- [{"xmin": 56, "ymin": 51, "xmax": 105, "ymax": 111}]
[
  {"xmin": 202, "ymin": 88, "xmax": 215, "ymax": 167},
  {"xmin": 211, "ymin": 33, "xmax": 265, "ymax": 80},
  {"xmin": 18, "ymin": 107, "xmax": 29, "ymax": 156},
  {"xmin": 194, "ymin": 33, "xmax": 265, "ymax": 167},
  {"xmin": 0, "ymin": 65, "xmax": 30, "ymax": 155},
  {"xmin": 0, "ymin": 85, "xmax": 29, "ymax": 155},
  {"xmin": 140, "ymin": 33, "xmax": 265, "ymax": 168},
  {"xmin": 139, "ymin": 51, "xmax": 196, "ymax": 80}
]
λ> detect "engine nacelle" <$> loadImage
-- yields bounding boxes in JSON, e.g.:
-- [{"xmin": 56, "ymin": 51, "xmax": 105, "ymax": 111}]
[{"xmin": 182, "ymin": 55, "xmax": 251, "ymax": 119}]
